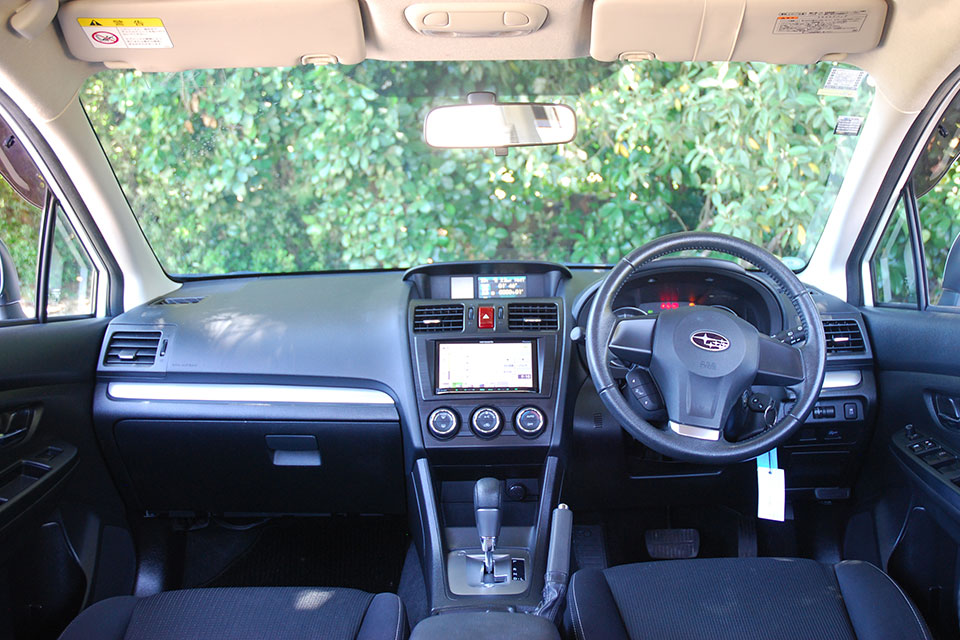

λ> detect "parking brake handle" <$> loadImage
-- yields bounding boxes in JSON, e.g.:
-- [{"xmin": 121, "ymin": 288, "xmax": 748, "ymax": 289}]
[{"xmin": 534, "ymin": 503, "xmax": 573, "ymax": 621}]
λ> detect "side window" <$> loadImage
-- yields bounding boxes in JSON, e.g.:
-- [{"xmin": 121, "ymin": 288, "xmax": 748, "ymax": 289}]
[
  {"xmin": 916, "ymin": 164, "xmax": 960, "ymax": 306},
  {"xmin": 48, "ymin": 204, "xmax": 96, "ymax": 317},
  {"xmin": 0, "ymin": 113, "xmax": 99, "ymax": 323},
  {"xmin": 871, "ymin": 196, "xmax": 917, "ymax": 305},
  {"xmin": 0, "ymin": 120, "xmax": 45, "ymax": 322},
  {"xmin": 871, "ymin": 86, "xmax": 960, "ymax": 310}
]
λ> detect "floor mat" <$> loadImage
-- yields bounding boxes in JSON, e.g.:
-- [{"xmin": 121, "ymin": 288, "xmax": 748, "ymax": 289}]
[{"xmin": 198, "ymin": 517, "xmax": 409, "ymax": 594}]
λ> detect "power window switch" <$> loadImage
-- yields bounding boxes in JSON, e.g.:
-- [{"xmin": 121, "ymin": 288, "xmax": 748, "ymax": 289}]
[
  {"xmin": 921, "ymin": 449, "xmax": 958, "ymax": 469},
  {"xmin": 909, "ymin": 442, "xmax": 928, "ymax": 454}
]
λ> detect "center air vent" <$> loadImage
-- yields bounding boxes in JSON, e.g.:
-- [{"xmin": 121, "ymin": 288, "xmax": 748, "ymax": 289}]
[
  {"xmin": 823, "ymin": 319, "xmax": 866, "ymax": 355},
  {"xmin": 153, "ymin": 296, "xmax": 204, "ymax": 305},
  {"xmin": 413, "ymin": 304, "xmax": 464, "ymax": 333},
  {"xmin": 103, "ymin": 331, "xmax": 162, "ymax": 365},
  {"xmin": 508, "ymin": 302, "xmax": 559, "ymax": 331}
]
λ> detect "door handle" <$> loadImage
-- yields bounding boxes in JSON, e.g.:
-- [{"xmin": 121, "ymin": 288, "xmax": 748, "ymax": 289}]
[
  {"xmin": 0, "ymin": 428, "xmax": 28, "ymax": 447},
  {"xmin": 934, "ymin": 394, "xmax": 960, "ymax": 429}
]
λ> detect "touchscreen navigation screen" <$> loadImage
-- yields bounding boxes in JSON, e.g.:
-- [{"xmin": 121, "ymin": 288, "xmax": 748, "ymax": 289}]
[{"xmin": 436, "ymin": 341, "xmax": 536, "ymax": 392}]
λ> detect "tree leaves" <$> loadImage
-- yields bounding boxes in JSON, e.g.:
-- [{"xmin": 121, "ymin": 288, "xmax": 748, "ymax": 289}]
[{"xmin": 75, "ymin": 60, "xmax": 875, "ymax": 274}]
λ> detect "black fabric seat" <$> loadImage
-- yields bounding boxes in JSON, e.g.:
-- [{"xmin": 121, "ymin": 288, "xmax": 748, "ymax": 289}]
[
  {"xmin": 566, "ymin": 558, "xmax": 931, "ymax": 640},
  {"xmin": 58, "ymin": 586, "xmax": 406, "ymax": 640}
]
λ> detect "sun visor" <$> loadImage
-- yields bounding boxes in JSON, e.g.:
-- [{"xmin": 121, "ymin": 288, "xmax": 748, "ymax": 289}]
[
  {"xmin": 590, "ymin": 0, "xmax": 887, "ymax": 63},
  {"xmin": 57, "ymin": 0, "xmax": 366, "ymax": 71}
]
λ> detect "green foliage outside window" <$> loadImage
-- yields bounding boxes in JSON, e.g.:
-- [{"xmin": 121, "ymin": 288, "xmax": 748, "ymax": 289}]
[
  {"xmin": 918, "ymin": 166, "xmax": 960, "ymax": 305},
  {"xmin": 0, "ymin": 175, "xmax": 40, "ymax": 313},
  {"xmin": 79, "ymin": 60, "xmax": 873, "ymax": 275}
]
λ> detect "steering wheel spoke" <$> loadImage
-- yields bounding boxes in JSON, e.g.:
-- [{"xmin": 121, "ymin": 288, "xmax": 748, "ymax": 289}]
[
  {"xmin": 668, "ymin": 420, "xmax": 723, "ymax": 441},
  {"xmin": 756, "ymin": 335, "xmax": 805, "ymax": 386},
  {"xmin": 608, "ymin": 316, "xmax": 656, "ymax": 366}
]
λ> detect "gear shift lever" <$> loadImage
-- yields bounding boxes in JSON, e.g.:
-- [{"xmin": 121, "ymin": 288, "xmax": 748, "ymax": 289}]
[{"xmin": 473, "ymin": 478, "xmax": 501, "ymax": 575}]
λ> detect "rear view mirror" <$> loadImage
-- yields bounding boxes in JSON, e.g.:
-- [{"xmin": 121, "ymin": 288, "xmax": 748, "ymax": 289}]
[{"xmin": 424, "ymin": 92, "xmax": 576, "ymax": 150}]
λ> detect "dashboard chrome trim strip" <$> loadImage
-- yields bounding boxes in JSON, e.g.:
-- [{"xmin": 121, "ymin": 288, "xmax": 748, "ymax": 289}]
[
  {"xmin": 106, "ymin": 382, "xmax": 395, "ymax": 405},
  {"xmin": 822, "ymin": 370, "xmax": 862, "ymax": 389}
]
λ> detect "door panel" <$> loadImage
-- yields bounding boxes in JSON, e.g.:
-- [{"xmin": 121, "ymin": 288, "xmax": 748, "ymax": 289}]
[
  {"xmin": 0, "ymin": 318, "xmax": 135, "ymax": 639},
  {"xmin": 861, "ymin": 306, "xmax": 960, "ymax": 636}
]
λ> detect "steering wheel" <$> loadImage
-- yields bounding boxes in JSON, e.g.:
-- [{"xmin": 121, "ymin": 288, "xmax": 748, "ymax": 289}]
[{"xmin": 585, "ymin": 231, "xmax": 826, "ymax": 464}]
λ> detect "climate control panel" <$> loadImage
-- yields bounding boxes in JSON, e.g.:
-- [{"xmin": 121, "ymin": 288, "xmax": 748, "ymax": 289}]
[
  {"xmin": 427, "ymin": 408, "xmax": 460, "ymax": 439},
  {"xmin": 514, "ymin": 406, "xmax": 546, "ymax": 437},
  {"xmin": 471, "ymin": 407, "xmax": 503, "ymax": 438},
  {"xmin": 425, "ymin": 404, "xmax": 549, "ymax": 443}
]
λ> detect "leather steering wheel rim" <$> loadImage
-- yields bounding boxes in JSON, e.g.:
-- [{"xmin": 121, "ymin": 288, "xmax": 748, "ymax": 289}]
[{"xmin": 585, "ymin": 231, "xmax": 826, "ymax": 464}]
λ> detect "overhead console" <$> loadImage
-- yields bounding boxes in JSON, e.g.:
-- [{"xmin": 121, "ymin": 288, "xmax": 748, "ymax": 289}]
[{"xmin": 404, "ymin": 262, "xmax": 571, "ymax": 457}]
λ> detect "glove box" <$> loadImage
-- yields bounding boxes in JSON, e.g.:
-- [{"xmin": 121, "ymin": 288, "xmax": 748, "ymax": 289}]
[{"xmin": 112, "ymin": 419, "xmax": 403, "ymax": 515}]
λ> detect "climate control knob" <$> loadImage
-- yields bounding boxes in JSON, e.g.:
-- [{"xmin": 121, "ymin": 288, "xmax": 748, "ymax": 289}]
[
  {"xmin": 471, "ymin": 407, "xmax": 503, "ymax": 438},
  {"xmin": 514, "ymin": 406, "xmax": 546, "ymax": 437},
  {"xmin": 428, "ymin": 408, "xmax": 460, "ymax": 439}
]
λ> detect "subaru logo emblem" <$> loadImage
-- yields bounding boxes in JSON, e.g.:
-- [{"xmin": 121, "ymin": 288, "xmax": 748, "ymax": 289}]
[{"xmin": 690, "ymin": 331, "xmax": 730, "ymax": 352}]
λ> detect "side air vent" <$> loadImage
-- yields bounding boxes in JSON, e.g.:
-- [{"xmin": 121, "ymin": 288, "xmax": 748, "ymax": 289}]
[
  {"xmin": 103, "ymin": 331, "xmax": 162, "ymax": 365},
  {"xmin": 823, "ymin": 319, "xmax": 866, "ymax": 355},
  {"xmin": 508, "ymin": 302, "xmax": 559, "ymax": 331},
  {"xmin": 153, "ymin": 296, "xmax": 204, "ymax": 305},
  {"xmin": 413, "ymin": 304, "xmax": 464, "ymax": 333}
]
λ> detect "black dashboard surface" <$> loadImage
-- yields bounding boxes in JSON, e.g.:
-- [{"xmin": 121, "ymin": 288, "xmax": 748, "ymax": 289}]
[{"xmin": 96, "ymin": 260, "xmax": 873, "ymax": 470}]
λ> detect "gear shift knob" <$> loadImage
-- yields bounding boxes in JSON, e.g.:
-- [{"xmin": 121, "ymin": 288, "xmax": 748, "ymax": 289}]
[{"xmin": 474, "ymin": 478, "xmax": 501, "ymax": 573}]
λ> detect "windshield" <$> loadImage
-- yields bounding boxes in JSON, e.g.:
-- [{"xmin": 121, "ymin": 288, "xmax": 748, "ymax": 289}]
[{"xmin": 82, "ymin": 60, "xmax": 874, "ymax": 276}]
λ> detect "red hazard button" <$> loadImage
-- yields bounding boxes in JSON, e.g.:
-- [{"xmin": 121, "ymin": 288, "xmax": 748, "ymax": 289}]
[{"xmin": 478, "ymin": 306, "xmax": 495, "ymax": 329}]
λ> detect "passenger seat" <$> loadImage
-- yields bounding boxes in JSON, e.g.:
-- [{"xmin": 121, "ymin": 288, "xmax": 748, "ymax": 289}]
[{"xmin": 58, "ymin": 586, "xmax": 407, "ymax": 640}]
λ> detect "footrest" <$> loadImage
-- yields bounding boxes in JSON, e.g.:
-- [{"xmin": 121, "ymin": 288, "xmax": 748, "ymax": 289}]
[
  {"xmin": 572, "ymin": 525, "xmax": 608, "ymax": 571},
  {"xmin": 644, "ymin": 528, "xmax": 700, "ymax": 559}
]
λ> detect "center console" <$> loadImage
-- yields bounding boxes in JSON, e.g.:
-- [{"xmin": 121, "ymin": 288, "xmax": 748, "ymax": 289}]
[{"xmin": 403, "ymin": 262, "xmax": 572, "ymax": 615}]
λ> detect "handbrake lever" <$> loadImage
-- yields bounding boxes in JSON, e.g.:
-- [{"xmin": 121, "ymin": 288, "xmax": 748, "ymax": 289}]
[{"xmin": 534, "ymin": 503, "xmax": 573, "ymax": 621}]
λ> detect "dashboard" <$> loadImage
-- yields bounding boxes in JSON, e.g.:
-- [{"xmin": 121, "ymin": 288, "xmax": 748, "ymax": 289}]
[{"xmin": 89, "ymin": 256, "xmax": 876, "ymax": 518}]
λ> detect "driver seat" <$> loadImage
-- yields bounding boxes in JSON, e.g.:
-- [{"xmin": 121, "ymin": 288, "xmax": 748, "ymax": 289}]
[{"xmin": 565, "ymin": 557, "xmax": 931, "ymax": 640}]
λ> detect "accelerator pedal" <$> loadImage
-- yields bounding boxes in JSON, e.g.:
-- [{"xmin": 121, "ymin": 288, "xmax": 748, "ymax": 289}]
[{"xmin": 644, "ymin": 528, "xmax": 700, "ymax": 559}]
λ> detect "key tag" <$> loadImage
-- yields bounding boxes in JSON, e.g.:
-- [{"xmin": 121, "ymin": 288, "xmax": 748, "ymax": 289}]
[{"xmin": 756, "ymin": 449, "xmax": 785, "ymax": 522}]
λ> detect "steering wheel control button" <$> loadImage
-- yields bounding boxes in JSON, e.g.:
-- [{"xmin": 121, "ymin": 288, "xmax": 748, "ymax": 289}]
[
  {"xmin": 478, "ymin": 306, "xmax": 495, "ymax": 329},
  {"xmin": 471, "ymin": 407, "xmax": 503, "ymax": 438},
  {"xmin": 625, "ymin": 368, "xmax": 662, "ymax": 411},
  {"xmin": 428, "ymin": 408, "xmax": 460, "ymax": 439},
  {"xmin": 514, "ymin": 406, "xmax": 546, "ymax": 437}
]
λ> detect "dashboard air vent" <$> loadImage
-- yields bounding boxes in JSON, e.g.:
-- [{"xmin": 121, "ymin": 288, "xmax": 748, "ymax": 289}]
[
  {"xmin": 823, "ymin": 319, "xmax": 866, "ymax": 355},
  {"xmin": 413, "ymin": 304, "xmax": 464, "ymax": 333},
  {"xmin": 508, "ymin": 303, "xmax": 559, "ymax": 331},
  {"xmin": 103, "ymin": 331, "xmax": 162, "ymax": 365},
  {"xmin": 154, "ymin": 296, "xmax": 204, "ymax": 305}
]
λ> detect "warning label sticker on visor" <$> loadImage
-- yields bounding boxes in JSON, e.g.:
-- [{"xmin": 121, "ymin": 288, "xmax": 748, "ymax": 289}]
[
  {"xmin": 78, "ymin": 18, "xmax": 173, "ymax": 49},
  {"xmin": 773, "ymin": 11, "xmax": 868, "ymax": 35}
]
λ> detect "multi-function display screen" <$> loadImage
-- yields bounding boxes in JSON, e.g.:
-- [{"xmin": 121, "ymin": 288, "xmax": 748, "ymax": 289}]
[
  {"xmin": 477, "ymin": 275, "xmax": 526, "ymax": 298},
  {"xmin": 436, "ymin": 341, "xmax": 536, "ymax": 392}
]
